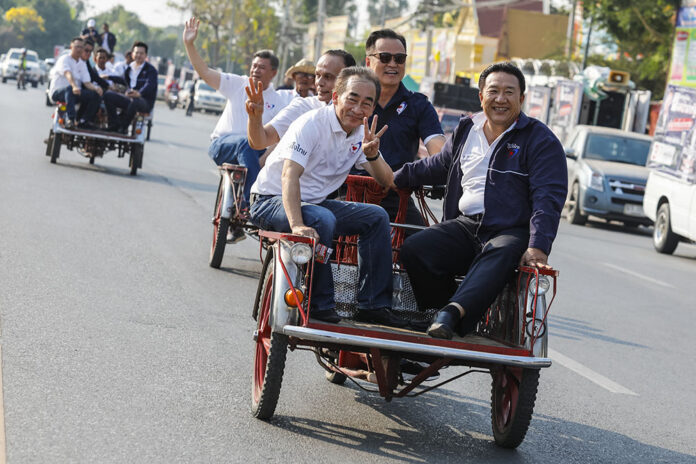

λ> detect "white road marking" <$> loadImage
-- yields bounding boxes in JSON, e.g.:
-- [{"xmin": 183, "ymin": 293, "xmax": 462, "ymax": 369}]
[
  {"xmin": 0, "ymin": 345, "xmax": 6, "ymax": 464},
  {"xmin": 549, "ymin": 348, "xmax": 638, "ymax": 396},
  {"xmin": 602, "ymin": 262, "xmax": 675, "ymax": 289}
]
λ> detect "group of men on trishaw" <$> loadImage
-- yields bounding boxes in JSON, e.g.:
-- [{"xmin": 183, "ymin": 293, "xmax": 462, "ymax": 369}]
[
  {"xmin": 182, "ymin": 17, "xmax": 568, "ymax": 339},
  {"xmin": 48, "ymin": 35, "xmax": 157, "ymax": 134}
]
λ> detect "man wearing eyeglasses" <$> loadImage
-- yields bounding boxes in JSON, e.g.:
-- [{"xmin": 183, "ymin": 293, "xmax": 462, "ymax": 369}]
[{"xmin": 364, "ymin": 29, "xmax": 445, "ymax": 228}]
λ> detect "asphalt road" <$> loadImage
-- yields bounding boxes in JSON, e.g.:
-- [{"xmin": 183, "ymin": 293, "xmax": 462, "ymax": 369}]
[{"xmin": 1, "ymin": 82, "xmax": 695, "ymax": 463}]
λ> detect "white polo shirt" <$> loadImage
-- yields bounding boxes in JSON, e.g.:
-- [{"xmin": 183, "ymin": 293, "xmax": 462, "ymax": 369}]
[
  {"xmin": 268, "ymin": 95, "xmax": 325, "ymax": 138},
  {"xmin": 458, "ymin": 112, "xmax": 516, "ymax": 215},
  {"xmin": 252, "ymin": 105, "xmax": 368, "ymax": 204},
  {"xmin": 211, "ymin": 73, "xmax": 293, "ymax": 140},
  {"xmin": 49, "ymin": 54, "xmax": 90, "ymax": 96}
]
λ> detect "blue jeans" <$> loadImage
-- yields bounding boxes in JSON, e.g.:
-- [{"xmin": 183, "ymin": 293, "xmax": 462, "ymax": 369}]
[
  {"xmin": 208, "ymin": 134, "xmax": 264, "ymax": 204},
  {"xmin": 51, "ymin": 86, "xmax": 101, "ymax": 122},
  {"xmin": 250, "ymin": 195, "xmax": 393, "ymax": 312}
]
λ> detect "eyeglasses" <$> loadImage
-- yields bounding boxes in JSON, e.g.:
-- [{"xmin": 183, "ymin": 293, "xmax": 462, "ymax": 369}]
[{"xmin": 369, "ymin": 52, "xmax": 407, "ymax": 65}]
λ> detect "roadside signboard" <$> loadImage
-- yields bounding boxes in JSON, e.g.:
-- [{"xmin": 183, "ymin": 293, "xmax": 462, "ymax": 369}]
[{"xmin": 647, "ymin": 84, "xmax": 696, "ymax": 182}]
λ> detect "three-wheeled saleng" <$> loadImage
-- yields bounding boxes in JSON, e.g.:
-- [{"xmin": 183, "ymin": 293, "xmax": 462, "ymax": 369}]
[
  {"xmin": 44, "ymin": 102, "xmax": 148, "ymax": 175},
  {"xmin": 251, "ymin": 176, "xmax": 559, "ymax": 449}
]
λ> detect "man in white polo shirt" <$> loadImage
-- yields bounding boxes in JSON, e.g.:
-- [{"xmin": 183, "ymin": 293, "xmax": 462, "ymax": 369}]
[
  {"xmin": 249, "ymin": 67, "xmax": 406, "ymax": 327},
  {"xmin": 246, "ymin": 49, "xmax": 356, "ymax": 151},
  {"xmin": 48, "ymin": 36, "xmax": 103, "ymax": 129},
  {"xmin": 182, "ymin": 17, "xmax": 292, "ymax": 209}
]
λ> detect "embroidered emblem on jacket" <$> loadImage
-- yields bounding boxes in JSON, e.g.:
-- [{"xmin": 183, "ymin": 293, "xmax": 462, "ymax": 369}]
[
  {"xmin": 396, "ymin": 102, "xmax": 407, "ymax": 115},
  {"xmin": 507, "ymin": 142, "xmax": 520, "ymax": 157}
]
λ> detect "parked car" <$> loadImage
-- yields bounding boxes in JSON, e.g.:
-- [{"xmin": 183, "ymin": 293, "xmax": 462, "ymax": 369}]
[
  {"xmin": 192, "ymin": 81, "xmax": 225, "ymax": 114},
  {"xmin": 156, "ymin": 75, "xmax": 167, "ymax": 100},
  {"xmin": 1, "ymin": 48, "xmax": 42, "ymax": 86},
  {"xmin": 564, "ymin": 125, "xmax": 653, "ymax": 227},
  {"xmin": 643, "ymin": 170, "xmax": 696, "ymax": 254}
]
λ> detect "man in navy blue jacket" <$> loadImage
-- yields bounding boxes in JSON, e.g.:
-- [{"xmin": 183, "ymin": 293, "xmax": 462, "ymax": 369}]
[
  {"xmin": 103, "ymin": 41, "xmax": 158, "ymax": 133},
  {"xmin": 393, "ymin": 62, "xmax": 567, "ymax": 339}
]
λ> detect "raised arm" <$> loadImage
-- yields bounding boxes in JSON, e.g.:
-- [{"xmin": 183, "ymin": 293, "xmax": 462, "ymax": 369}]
[
  {"xmin": 359, "ymin": 116, "xmax": 394, "ymax": 188},
  {"xmin": 245, "ymin": 78, "xmax": 281, "ymax": 149},
  {"xmin": 182, "ymin": 17, "xmax": 221, "ymax": 90}
]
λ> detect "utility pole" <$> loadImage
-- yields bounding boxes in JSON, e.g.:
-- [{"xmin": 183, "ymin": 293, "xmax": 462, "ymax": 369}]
[
  {"xmin": 379, "ymin": 0, "xmax": 388, "ymax": 27},
  {"xmin": 276, "ymin": 0, "xmax": 291, "ymax": 86},
  {"xmin": 581, "ymin": 12, "xmax": 593, "ymax": 71},
  {"xmin": 564, "ymin": 0, "xmax": 577, "ymax": 59},
  {"xmin": 314, "ymin": 0, "xmax": 326, "ymax": 61}
]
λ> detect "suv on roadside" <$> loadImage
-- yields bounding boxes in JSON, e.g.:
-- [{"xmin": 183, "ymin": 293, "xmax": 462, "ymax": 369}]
[{"xmin": 1, "ymin": 48, "xmax": 42, "ymax": 87}]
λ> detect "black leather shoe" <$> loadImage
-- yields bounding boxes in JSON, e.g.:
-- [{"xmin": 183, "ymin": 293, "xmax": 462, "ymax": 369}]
[
  {"xmin": 355, "ymin": 308, "xmax": 408, "ymax": 328},
  {"xmin": 310, "ymin": 308, "xmax": 341, "ymax": 323},
  {"xmin": 426, "ymin": 307, "xmax": 461, "ymax": 340}
]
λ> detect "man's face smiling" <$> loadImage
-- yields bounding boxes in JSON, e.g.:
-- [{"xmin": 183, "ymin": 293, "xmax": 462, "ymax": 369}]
[
  {"xmin": 480, "ymin": 71, "xmax": 524, "ymax": 131},
  {"xmin": 315, "ymin": 54, "xmax": 345, "ymax": 103},
  {"xmin": 249, "ymin": 57, "xmax": 277, "ymax": 90},
  {"xmin": 81, "ymin": 44, "xmax": 93, "ymax": 61},
  {"xmin": 333, "ymin": 77, "xmax": 377, "ymax": 133},
  {"xmin": 366, "ymin": 38, "xmax": 405, "ymax": 88},
  {"xmin": 132, "ymin": 46, "xmax": 147, "ymax": 66}
]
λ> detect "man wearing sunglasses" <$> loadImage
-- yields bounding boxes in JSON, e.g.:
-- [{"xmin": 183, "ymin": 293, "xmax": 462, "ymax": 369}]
[{"xmin": 364, "ymin": 29, "xmax": 446, "ymax": 228}]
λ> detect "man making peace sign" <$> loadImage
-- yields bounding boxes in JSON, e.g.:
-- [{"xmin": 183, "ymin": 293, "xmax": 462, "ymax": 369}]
[{"xmin": 249, "ymin": 67, "xmax": 406, "ymax": 327}]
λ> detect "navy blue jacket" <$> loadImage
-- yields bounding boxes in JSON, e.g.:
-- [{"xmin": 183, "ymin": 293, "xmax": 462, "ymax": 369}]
[
  {"xmin": 394, "ymin": 112, "xmax": 568, "ymax": 254},
  {"xmin": 124, "ymin": 61, "xmax": 158, "ymax": 111}
]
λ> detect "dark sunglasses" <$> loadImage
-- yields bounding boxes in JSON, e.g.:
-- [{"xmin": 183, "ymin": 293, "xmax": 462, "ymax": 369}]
[{"xmin": 369, "ymin": 52, "xmax": 407, "ymax": 65}]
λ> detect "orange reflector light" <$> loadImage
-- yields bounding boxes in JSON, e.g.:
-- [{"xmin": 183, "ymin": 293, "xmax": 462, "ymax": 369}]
[
  {"xmin": 58, "ymin": 118, "xmax": 64, "ymax": 125},
  {"xmin": 232, "ymin": 171, "xmax": 244, "ymax": 181},
  {"xmin": 135, "ymin": 129, "xmax": 142, "ymax": 134},
  {"xmin": 284, "ymin": 289, "xmax": 304, "ymax": 307}
]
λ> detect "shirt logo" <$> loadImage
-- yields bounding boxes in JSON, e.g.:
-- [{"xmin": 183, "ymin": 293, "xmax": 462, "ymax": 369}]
[
  {"xmin": 350, "ymin": 141, "xmax": 362, "ymax": 153},
  {"xmin": 265, "ymin": 102, "xmax": 275, "ymax": 110},
  {"xmin": 507, "ymin": 143, "xmax": 520, "ymax": 157},
  {"xmin": 396, "ymin": 102, "xmax": 407, "ymax": 115},
  {"xmin": 291, "ymin": 142, "xmax": 308, "ymax": 157}
]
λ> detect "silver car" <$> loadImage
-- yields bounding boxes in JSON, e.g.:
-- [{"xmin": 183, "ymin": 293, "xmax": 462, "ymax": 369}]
[
  {"xmin": 564, "ymin": 125, "xmax": 653, "ymax": 227},
  {"xmin": 1, "ymin": 48, "xmax": 42, "ymax": 86}
]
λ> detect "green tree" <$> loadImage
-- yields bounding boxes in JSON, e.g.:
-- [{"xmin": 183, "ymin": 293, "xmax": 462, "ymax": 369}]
[
  {"xmin": 586, "ymin": 0, "xmax": 680, "ymax": 98},
  {"xmin": 233, "ymin": 0, "xmax": 279, "ymax": 68},
  {"xmin": 367, "ymin": 0, "xmax": 408, "ymax": 27}
]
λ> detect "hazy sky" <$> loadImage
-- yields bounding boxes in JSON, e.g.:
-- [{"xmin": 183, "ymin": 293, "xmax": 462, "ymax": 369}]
[{"xmin": 82, "ymin": 0, "xmax": 188, "ymax": 28}]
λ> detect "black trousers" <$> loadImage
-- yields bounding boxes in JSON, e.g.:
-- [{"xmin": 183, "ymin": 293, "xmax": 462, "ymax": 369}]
[
  {"xmin": 103, "ymin": 91, "xmax": 148, "ymax": 129},
  {"xmin": 399, "ymin": 215, "xmax": 528, "ymax": 327}
]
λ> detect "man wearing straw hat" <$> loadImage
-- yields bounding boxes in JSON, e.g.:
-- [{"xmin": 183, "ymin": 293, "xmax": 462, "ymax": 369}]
[{"xmin": 281, "ymin": 58, "xmax": 316, "ymax": 98}]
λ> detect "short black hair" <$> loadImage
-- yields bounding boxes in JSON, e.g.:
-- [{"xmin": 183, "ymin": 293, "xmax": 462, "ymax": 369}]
[
  {"xmin": 83, "ymin": 38, "xmax": 94, "ymax": 48},
  {"xmin": 132, "ymin": 41, "xmax": 148, "ymax": 54},
  {"xmin": 95, "ymin": 47, "xmax": 108, "ymax": 57},
  {"xmin": 70, "ymin": 36, "xmax": 84, "ymax": 45},
  {"xmin": 103, "ymin": 23, "xmax": 109, "ymax": 27},
  {"xmin": 253, "ymin": 50, "xmax": 279, "ymax": 70},
  {"xmin": 365, "ymin": 29, "xmax": 407, "ymax": 53},
  {"xmin": 323, "ymin": 49, "xmax": 356, "ymax": 68},
  {"xmin": 478, "ymin": 61, "xmax": 526, "ymax": 95}
]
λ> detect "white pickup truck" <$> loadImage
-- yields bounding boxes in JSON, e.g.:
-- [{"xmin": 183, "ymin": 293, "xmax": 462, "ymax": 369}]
[{"xmin": 643, "ymin": 169, "xmax": 696, "ymax": 254}]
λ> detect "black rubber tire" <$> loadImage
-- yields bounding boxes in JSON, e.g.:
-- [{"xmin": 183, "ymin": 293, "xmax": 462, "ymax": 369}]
[
  {"xmin": 50, "ymin": 132, "xmax": 61, "ymax": 163},
  {"xmin": 491, "ymin": 367, "xmax": 540, "ymax": 449},
  {"xmin": 209, "ymin": 177, "xmax": 228, "ymax": 269},
  {"xmin": 566, "ymin": 182, "xmax": 587, "ymax": 225},
  {"xmin": 129, "ymin": 144, "xmax": 143, "ymax": 176},
  {"xmin": 88, "ymin": 155, "xmax": 95, "ymax": 165},
  {"xmin": 146, "ymin": 120, "xmax": 152, "ymax": 141},
  {"xmin": 325, "ymin": 370, "xmax": 347, "ymax": 385},
  {"xmin": 251, "ymin": 257, "xmax": 288, "ymax": 420},
  {"xmin": 45, "ymin": 130, "xmax": 53, "ymax": 156},
  {"xmin": 45, "ymin": 93, "xmax": 52, "ymax": 106},
  {"xmin": 653, "ymin": 203, "xmax": 680, "ymax": 254},
  {"xmin": 31, "ymin": 81, "xmax": 38, "ymax": 88},
  {"xmin": 1, "ymin": 77, "xmax": 6, "ymax": 83}
]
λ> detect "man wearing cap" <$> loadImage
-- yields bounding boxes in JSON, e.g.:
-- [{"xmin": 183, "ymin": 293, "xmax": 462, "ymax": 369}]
[
  {"xmin": 364, "ymin": 29, "xmax": 446, "ymax": 229},
  {"xmin": 82, "ymin": 19, "xmax": 99, "ymax": 43},
  {"xmin": 279, "ymin": 58, "xmax": 316, "ymax": 98},
  {"xmin": 183, "ymin": 17, "xmax": 293, "ymax": 243},
  {"xmin": 246, "ymin": 49, "xmax": 356, "ymax": 151}
]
